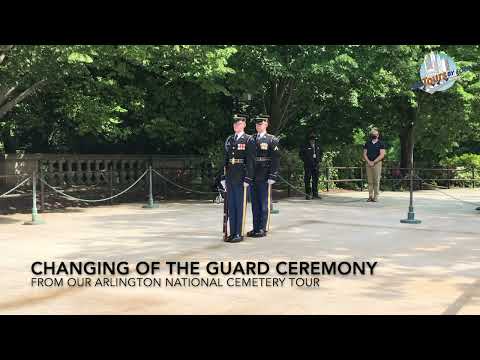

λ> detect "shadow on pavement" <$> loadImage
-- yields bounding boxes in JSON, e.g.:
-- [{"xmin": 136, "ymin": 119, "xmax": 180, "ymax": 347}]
[{"xmin": 0, "ymin": 217, "xmax": 22, "ymax": 225}]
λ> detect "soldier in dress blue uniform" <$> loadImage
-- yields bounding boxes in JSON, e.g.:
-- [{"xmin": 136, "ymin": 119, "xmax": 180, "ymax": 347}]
[
  {"xmin": 221, "ymin": 114, "xmax": 255, "ymax": 243},
  {"xmin": 247, "ymin": 115, "xmax": 280, "ymax": 238}
]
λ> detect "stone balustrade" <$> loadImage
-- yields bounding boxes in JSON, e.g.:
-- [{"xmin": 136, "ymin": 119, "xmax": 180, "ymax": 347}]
[{"xmin": 0, "ymin": 153, "xmax": 207, "ymax": 188}]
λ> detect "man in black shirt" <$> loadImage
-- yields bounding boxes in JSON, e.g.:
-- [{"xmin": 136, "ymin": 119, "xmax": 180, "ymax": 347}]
[
  {"xmin": 363, "ymin": 128, "xmax": 386, "ymax": 202},
  {"xmin": 299, "ymin": 132, "xmax": 322, "ymax": 200}
]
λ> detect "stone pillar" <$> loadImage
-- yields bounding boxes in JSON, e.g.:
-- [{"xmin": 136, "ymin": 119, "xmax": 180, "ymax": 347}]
[
  {"xmin": 52, "ymin": 159, "xmax": 58, "ymax": 186},
  {"xmin": 129, "ymin": 160, "xmax": 136, "ymax": 182},
  {"xmin": 86, "ymin": 160, "xmax": 93, "ymax": 185},
  {"xmin": 71, "ymin": 158, "xmax": 79, "ymax": 185},
  {"xmin": 93, "ymin": 160, "xmax": 101, "ymax": 184},
  {"xmin": 120, "ymin": 160, "xmax": 128, "ymax": 184},
  {"xmin": 60, "ymin": 159, "xmax": 67, "ymax": 186},
  {"xmin": 98, "ymin": 160, "xmax": 106, "ymax": 184},
  {"xmin": 66, "ymin": 159, "xmax": 74, "ymax": 184}
]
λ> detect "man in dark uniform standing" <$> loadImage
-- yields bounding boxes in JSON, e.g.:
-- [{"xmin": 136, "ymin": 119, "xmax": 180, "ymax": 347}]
[
  {"xmin": 247, "ymin": 115, "xmax": 280, "ymax": 238},
  {"xmin": 299, "ymin": 131, "xmax": 322, "ymax": 200},
  {"xmin": 221, "ymin": 114, "xmax": 255, "ymax": 243}
]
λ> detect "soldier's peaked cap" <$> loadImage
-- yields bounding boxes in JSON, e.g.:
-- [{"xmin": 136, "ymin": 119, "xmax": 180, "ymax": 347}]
[
  {"xmin": 233, "ymin": 114, "xmax": 247, "ymax": 122},
  {"xmin": 255, "ymin": 114, "xmax": 270, "ymax": 123}
]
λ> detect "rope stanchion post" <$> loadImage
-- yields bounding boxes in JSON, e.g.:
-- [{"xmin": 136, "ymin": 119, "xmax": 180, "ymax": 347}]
[
  {"xmin": 400, "ymin": 96, "xmax": 422, "ymax": 224},
  {"xmin": 162, "ymin": 169, "xmax": 167, "ymax": 200},
  {"xmin": 24, "ymin": 170, "xmax": 45, "ymax": 225},
  {"xmin": 270, "ymin": 182, "xmax": 279, "ymax": 214},
  {"xmin": 400, "ymin": 169, "xmax": 422, "ymax": 224},
  {"xmin": 109, "ymin": 164, "xmax": 113, "ymax": 206},
  {"xmin": 326, "ymin": 167, "xmax": 330, "ymax": 192},
  {"xmin": 401, "ymin": 152, "xmax": 421, "ymax": 225},
  {"xmin": 476, "ymin": 167, "xmax": 480, "ymax": 211},
  {"xmin": 287, "ymin": 169, "xmax": 291, "ymax": 198},
  {"xmin": 40, "ymin": 164, "xmax": 45, "ymax": 213},
  {"xmin": 142, "ymin": 166, "xmax": 159, "ymax": 209}
]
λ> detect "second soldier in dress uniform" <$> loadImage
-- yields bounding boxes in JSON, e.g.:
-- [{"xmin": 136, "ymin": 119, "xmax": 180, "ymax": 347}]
[
  {"xmin": 247, "ymin": 115, "xmax": 280, "ymax": 238},
  {"xmin": 221, "ymin": 114, "xmax": 255, "ymax": 243}
]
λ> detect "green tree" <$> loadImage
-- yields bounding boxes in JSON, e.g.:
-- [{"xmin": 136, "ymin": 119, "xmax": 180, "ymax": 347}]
[{"xmin": 226, "ymin": 45, "xmax": 361, "ymax": 136}]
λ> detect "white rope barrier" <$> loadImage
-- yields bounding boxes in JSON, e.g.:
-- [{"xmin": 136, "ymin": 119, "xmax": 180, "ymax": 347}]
[
  {"xmin": 414, "ymin": 174, "xmax": 480, "ymax": 206},
  {"xmin": 6, "ymin": 167, "xmax": 475, "ymax": 210},
  {"xmin": 277, "ymin": 174, "xmax": 365, "ymax": 203},
  {"xmin": 0, "ymin": 176, "xmax": 32, "ymax": 198},
  {"xmin": 152, "ymin": 169, "xmax": 218, "ymax": 195},
  {"xmin": 39, "ymin": 170, "xmax": 148, "ymax": 203},
  {"xmin": 277, "ymin": 174, "xmax": 313, "ymax": 198}
]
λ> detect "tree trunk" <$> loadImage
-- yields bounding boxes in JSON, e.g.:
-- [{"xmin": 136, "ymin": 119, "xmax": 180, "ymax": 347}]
[
  {"xmin": 269, "ymin": 97, "xmax": 282, "ymax": 135},
  {"xmin": 265, "ymin": 78, "xmax": 295, "ymax": 136},
  {"xmin": 0, "ymin": 79, "xmax": 47, "ymax": 120},
  {"xmin": 0, "ymin": 45, "xmax": 14, "ymax": 65}
]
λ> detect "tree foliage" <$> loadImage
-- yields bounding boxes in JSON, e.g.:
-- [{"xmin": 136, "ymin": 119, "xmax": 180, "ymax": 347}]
[{"xmin": 1, "ymin": 45, "xmax": 479, "ymax": 168}]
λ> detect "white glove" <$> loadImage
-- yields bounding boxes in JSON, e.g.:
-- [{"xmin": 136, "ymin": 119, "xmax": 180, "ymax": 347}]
[
  {"xmin": 243, "ymin": 182, "xmax": 249, "ymax": 188},
  {"xmin": 267, "ymin": 179, "xmax": 276, "ymax": 185},
  {"xmin": 220, "ymin": 180, "xmax": 226, "ymax": 190}
]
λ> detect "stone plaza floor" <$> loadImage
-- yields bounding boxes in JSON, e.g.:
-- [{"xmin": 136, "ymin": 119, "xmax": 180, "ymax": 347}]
[{"xmin": 1, "ymin": 189, "xmax": 479, "ymax": 314}]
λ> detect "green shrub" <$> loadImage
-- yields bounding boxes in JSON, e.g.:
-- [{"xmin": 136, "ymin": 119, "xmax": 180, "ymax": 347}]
[
  {"xmin": 440, "ymin": 153, "xmax": 480, "ymax": 169},
  {"xmin": 439, "ymin": 153, "xmax": 480, "ymax": 187}
]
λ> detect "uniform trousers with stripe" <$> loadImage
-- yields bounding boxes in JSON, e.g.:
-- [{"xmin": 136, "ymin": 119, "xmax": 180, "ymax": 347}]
[
  {"xmin": 227, "ymin": 180, "xmax": 246, "ymax": 236},
  {"xmin": 250, "ymin": 181, "xmax": 269, "ymax": 233}
]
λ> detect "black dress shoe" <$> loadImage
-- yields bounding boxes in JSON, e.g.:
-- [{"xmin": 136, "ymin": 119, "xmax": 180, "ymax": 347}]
[
  {"xmin": 305, "ymin": 195, "xmax": 311, "ymax": 200},
  {"xmin": 247, "ymin": 230, "xmax": 257, "ymax": 237},
  {"xmin": 230, "ymin": 235, "xmax": 244, "ymax": 243},
  {"xmin": 224, "ymin": 235, "xmax": 234, "ymax": 242},
  {"xmin": 252, "ymin": 229, "xmax": 266, "ymax": 237},
  {"xmin": 313, "ymin": 194, "xmax": 321, "ymax": 199}
]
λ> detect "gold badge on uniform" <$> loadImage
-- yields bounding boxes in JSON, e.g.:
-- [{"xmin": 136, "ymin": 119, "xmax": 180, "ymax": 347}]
[
  {"xmin": 238, "ymin": 144, "xmax": 246, "ymax": 150},
  {"xmin": 260, "ymin": 143, "xmax": 268, "ymax": 150}
]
